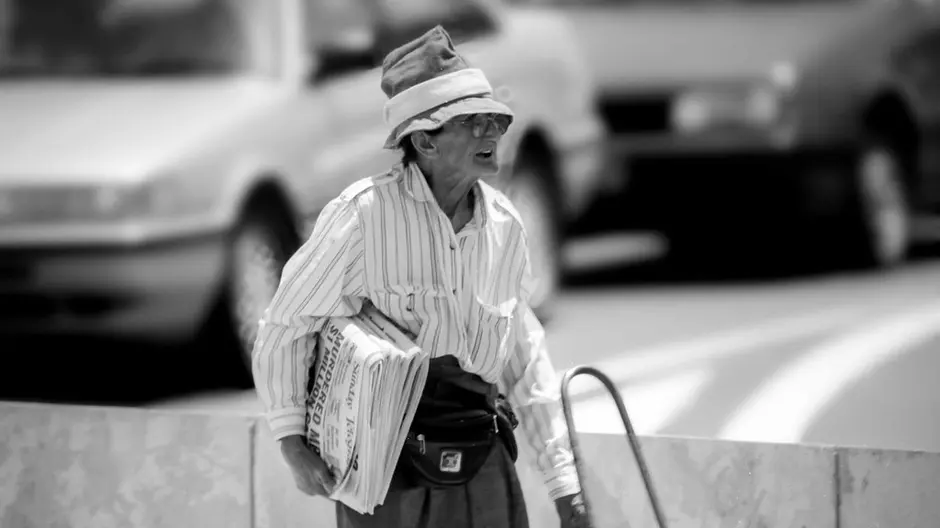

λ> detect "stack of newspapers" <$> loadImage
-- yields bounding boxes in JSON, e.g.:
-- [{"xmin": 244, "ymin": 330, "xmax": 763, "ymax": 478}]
[{"xmin": 304, "ymin": 302, "xmax": 430, "ymax": 515}]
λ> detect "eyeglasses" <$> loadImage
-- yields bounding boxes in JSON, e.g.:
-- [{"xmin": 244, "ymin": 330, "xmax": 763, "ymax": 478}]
[{"xmin": 447, "ymin": 113, "xmax": 512, "ymax": 136}]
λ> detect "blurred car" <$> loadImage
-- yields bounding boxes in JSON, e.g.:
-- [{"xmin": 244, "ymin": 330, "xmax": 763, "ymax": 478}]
[
  {"xmin": 0, "ymin": 0, "xmax": 607, "ymax": 381},
  {"xmin": 513, "ymin": 0, "xmax": 940, "ymax": 268}
]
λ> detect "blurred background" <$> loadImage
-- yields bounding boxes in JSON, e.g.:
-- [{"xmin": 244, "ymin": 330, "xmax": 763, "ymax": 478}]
[{"xmin": 2, "ymin": 0, "xmax": 940, "ymax": 452}]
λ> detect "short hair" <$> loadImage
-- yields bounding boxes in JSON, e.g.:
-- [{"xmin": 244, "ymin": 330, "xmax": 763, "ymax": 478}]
[{"xmin": 400, "ymin": 136, "xmax": 419, "ymax": 164}]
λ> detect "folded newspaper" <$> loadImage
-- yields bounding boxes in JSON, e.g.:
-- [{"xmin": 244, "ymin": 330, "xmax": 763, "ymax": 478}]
[{"xmin": 304, "ymin": 302, "xmax": 430, "ymax": 515}]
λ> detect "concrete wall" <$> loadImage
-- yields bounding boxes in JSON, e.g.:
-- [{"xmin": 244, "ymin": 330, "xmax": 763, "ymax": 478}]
[
  {"xmin": 1, "ymin": 402, "xmax": 938, "ymax": 528},
  {"xmin": 0, "ymin": 403, "xmax": 252, "ymax": 528}
]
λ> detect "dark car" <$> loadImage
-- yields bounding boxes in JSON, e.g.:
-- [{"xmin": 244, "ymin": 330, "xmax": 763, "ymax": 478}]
[{"xmin": 514, "ymin": 0, "xmax": 940, "ymax": 268}]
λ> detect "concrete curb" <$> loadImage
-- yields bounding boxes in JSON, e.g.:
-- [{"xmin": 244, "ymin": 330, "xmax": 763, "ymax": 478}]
[{"xmin": 0, "ymin": 403, "xmax": 937, "ymax": 527}]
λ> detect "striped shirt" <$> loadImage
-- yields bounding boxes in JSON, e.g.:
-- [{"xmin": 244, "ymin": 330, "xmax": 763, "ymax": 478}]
[{"xmin": 252, "ymin": 162, "xmax": 580, "ymax": 501}]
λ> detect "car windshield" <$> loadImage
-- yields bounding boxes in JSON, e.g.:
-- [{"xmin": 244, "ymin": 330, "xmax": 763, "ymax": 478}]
[{"xmin": 0, "ymin": 0, "xmax": 272, "ymax": 78}]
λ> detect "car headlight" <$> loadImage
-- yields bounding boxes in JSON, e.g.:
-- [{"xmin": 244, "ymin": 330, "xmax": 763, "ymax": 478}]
[
  {"xmin": 0, "ymin": 177, "xmax": 191, "ymax": 225},
  {"xmin": 670, "ymin": 62, "xmax": 798, "ymax": 134}
]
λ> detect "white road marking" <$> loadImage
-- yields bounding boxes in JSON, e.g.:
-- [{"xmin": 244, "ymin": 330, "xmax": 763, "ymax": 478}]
[
  {"xmin": 558, "ymin": 305, "xmax": 870, "ymax": 399},
  {"xmin": 718, "ymin": 300, "xmax": 940, "ymax": 444},
  {"xmin": 150, "ymin": 306, "xmax": 869, "ymax": 418},
  {"xmin": 567, "ymin": 367, "xmax": 712, "ymax": 434}
]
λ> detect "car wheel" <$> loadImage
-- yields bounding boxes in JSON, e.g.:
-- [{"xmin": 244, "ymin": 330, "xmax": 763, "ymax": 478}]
[
  {"xmin": 843, "ymin": 137, "xmax": 911, "ymax": 269},
  {"xmin": 223, "ymin": 205, "xmax": 297, "ymax": 383},
  {"xmin": 504, "ymin": 152, "xmax": 562, "ymax": 315}
]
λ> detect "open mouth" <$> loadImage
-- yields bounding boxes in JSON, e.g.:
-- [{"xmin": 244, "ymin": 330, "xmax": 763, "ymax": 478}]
[{"xmin": 474, "ymin": 147, "xmax": 495, "ymax": 160}]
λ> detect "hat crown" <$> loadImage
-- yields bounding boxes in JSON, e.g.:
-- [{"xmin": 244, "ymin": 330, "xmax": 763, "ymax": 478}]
[{"xmin": 380, "ymin": 25, "xmax": 469, "ymax": 99}]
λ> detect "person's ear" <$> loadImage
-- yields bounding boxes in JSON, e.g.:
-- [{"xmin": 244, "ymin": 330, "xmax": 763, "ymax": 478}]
[{"xmin": 410, "ymin": 131, "xmax": 440, "ymax": 159}]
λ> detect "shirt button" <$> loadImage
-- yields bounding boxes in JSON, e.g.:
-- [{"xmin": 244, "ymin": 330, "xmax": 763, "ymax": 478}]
[
  {"xmin": 452, "ymin": 288, "xmax": 457, "ymax": 294},
  {"xmin": 450, "ymin": 242, "xmax": 457, "ymax": 250}
]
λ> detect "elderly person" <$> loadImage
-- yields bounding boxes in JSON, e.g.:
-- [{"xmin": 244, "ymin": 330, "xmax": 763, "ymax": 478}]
[{"xmin": 252, "ymin": 26, "xmax": 588, "ymax": 528}]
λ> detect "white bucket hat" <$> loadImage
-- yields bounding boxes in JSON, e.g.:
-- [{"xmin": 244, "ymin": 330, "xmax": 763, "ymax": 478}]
[{"xmin": 379, "ymin": 25, "xmax": 514, "ymax": 150}]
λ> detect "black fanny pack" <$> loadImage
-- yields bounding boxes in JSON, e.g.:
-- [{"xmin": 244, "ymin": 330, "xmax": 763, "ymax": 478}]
[{"xmin": 400, "ymin": 395, "xmax": 519, "ymax": 488}]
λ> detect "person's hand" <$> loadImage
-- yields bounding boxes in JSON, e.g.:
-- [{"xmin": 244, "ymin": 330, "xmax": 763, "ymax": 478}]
[
  {"xmin": 279, "ymin": 435, "xmax": 336, "ymax": 497},
  {"xmin": 555, "ymin": 492, "xmax": 591, "ymax": 528}
]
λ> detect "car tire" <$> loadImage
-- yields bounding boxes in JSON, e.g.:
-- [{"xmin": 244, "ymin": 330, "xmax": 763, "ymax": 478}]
[
  {"xmin": 837, "ymin": 135, "xmax": 911, "ymax": 269},
  {"xmin": 205, "ymin": 201, "xmax": 298, "ymax": 386},
  {"xmin": 504, "ymin": 151, "xmax": 562, "ymax": 317}
]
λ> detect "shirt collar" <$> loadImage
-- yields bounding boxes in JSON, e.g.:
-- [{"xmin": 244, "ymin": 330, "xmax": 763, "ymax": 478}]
[{"xmin": 399, "ymin": 162, "xmax": 490, "ymax": 227}]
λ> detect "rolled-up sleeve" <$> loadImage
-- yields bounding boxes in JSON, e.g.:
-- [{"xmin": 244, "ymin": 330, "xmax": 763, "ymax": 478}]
[
  {"xmin": 498, "ymin": 241, "xmax": 581, "ymax": 502},
  {"xmin": 252, "ymin": 198, "xmax": 365, "ymax": 441}
]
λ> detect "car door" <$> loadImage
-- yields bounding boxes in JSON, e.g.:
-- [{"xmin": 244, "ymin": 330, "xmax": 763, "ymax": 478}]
[
  {"xmin": 913, "ymin": 5, "xmax": 940, "ymax": 206},
  {"xmin": 893, "ymin": 0, "xmax": 940, "ymax": 206}
]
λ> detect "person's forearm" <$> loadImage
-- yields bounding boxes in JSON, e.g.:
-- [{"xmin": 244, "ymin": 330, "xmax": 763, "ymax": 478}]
[
  {"xmin": 502, "ymin": 301, "xmax": 582, "ymax": 501},
  {"xmin": 252, "ymin": 319, "xmax": 318, "ymax": 440},
  {"xmin": 514, "ymin": 400, "xmax": 582, "ymax": 500},
  {"xmin": 252, "ymin": 196, "xmax": 365, "ymax": 440}
]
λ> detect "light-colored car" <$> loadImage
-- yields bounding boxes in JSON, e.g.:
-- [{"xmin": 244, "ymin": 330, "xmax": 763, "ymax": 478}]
[
  {"xmin": 520, "ymin": 0, "xmax": 940, "ymax": 268},
  {"xmin": 0, "ymin": 0, "xmax": 607, "ymax": 380}
]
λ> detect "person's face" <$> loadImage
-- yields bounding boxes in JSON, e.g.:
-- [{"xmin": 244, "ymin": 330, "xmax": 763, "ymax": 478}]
[{"xmin": 428, "ymin": 113, "xmax": 511, "ymax": 180}]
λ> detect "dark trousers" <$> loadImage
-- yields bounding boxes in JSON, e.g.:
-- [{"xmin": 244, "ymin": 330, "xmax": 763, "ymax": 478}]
[
  {"xmin": 335, "ymin": 442, "xmax": 529, "ymax": 528},
  {"xmin": 336, "ymin": 356, "xmax": 529, "ymax": 528}
]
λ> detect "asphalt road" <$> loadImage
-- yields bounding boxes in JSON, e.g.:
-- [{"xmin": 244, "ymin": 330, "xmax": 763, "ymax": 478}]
[{"xmin": 4, "ymin": 235, "xmax": 940, "ymax": 454}]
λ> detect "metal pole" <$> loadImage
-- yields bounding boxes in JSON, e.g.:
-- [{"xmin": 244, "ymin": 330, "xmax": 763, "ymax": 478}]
[{"xmin": 560, "ymin": 365, "xmax": 668, "ymax": 528}]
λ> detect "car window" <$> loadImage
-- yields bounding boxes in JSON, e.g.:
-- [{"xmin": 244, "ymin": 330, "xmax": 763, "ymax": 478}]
[
  {"xmin": 443, "ymin": 1, "xmax": 497, "ymax": 44},
  {"xmin": 301, "ymin": 0, "xmax": 374, "ymax": 57},
  {"xmin": 374, "ymin": 0, "xmax": 497, "ymax": 55},
  {"xmin": 301, "ymin": 0, "xmax": 379, "ymax": 76},
  {"xmin": 0, "ymin": 0, "xmax": 268, "ymax": 78}
]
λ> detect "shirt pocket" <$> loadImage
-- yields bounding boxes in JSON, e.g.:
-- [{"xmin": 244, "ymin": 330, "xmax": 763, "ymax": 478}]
[
  {"xmin": 468, "ymin": 297, "xmax": 518, "ymax": 363},
  {"xmin": 370, "ymin": 288, "xmax": 445, "ymax": 343}
]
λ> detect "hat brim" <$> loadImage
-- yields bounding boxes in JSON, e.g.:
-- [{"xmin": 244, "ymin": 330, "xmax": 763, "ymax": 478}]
[{"xmin": 384, "ymin": 96, "xmax": 514, "ymax": 150}]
